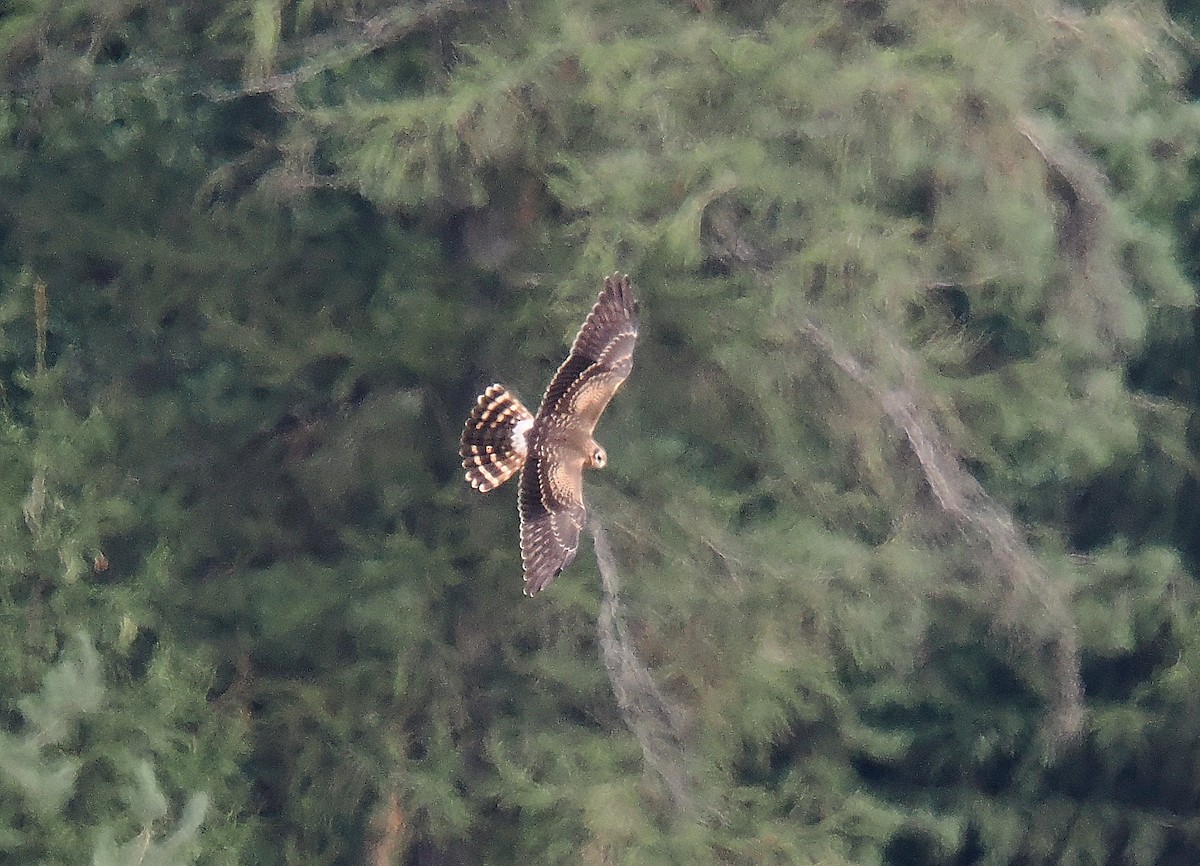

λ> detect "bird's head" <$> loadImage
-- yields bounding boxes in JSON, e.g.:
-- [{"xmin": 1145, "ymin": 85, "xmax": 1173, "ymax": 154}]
[{"xmin": 587, "ymin": 443, "xmax": 608, "ymax": 469}]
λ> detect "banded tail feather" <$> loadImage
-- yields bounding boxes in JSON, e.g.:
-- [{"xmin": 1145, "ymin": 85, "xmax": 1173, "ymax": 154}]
[{"xmin": 460, "ymin": 384, "xmax": 535, "ymax": 492}]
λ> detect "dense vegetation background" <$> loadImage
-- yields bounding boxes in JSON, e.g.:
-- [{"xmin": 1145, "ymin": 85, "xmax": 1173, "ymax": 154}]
[{"xmin": 2, "ymin": 0, "xmax": 1200, "ymax": 863}]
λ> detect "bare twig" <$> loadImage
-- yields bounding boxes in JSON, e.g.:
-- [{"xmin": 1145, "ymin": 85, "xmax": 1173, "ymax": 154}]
[
  {"xmin": 368, "ymin": 790, "xmax": 409, "ymax": 866},
  {"xmin": 1018, "ymin": 115, "xmax": 1132, "ymax": 356},
  {"xmin": 207, "ymin": 0, "xmax": 473, "ymax": 102},
  {"xmin": 702, "ymin": 168, "xmax": 1085, "ymax": 745},
  {"xmin": 801, "ymin": 320, "xmax": 1084, "ymax": 746},
  {"xmin": 591, "ymin": 515, "xmax": 695, "ymax": 814}
]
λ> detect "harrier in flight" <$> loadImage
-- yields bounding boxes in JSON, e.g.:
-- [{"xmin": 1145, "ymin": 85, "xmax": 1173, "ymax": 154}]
[{"xmin": 460, "ymin": 274, "xmax": 639, "ymax": 594}]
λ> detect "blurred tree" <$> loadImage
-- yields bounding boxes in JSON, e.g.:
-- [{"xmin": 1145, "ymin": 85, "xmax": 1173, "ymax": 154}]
[
  {"xmin": 2, "ymin": 1, "xmax": 1200, "ymax": 864},
  {"xmin": 0, "ymin": 277, "xmax": 250, "ymax": 863}
]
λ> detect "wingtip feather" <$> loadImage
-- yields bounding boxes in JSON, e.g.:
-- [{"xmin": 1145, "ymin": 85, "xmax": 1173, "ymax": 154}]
[{"xmin": 601, "ymin": 272, "xmax": 638, "ymax": 319}]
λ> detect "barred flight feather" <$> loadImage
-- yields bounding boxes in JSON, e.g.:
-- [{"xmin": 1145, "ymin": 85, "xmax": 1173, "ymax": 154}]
[{"xmin": 460, "ymin": 384, "xmax": 534, "ymax": 492}]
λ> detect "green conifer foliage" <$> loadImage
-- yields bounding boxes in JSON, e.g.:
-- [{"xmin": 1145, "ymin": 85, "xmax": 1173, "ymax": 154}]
[
  {"xmin": 3, "ymin": 0, "xmax": 1200, "ymax": 864},
  {"xmin": 0, "ymin": 277, "xmax": 250, "ymax": 862}
]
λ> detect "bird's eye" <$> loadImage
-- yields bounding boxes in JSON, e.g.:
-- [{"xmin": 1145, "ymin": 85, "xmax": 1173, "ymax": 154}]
[{"xmin": 593, "ymin": 448, "xmax": 606, "ymax": 467}]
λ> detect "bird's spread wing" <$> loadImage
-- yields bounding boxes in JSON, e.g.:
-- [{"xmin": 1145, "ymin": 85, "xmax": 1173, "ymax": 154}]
[
  {"xmin": 518, "ymin": 448, "xmax": 586, "ymax": 595},
  {"xmin": 537, "ymin": 273, "xmax": 639, "ymax": 433}
]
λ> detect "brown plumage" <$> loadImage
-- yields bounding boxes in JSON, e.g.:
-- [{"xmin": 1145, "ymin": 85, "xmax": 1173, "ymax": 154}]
[{"xmin": 460, "ymin": 273, "xmax": 639, "ymax": 595}]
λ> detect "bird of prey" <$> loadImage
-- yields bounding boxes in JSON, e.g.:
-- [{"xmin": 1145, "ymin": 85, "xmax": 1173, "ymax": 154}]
[{"xmin": 460, "ymin": 274, "xmax": 639, "ymax": 595}]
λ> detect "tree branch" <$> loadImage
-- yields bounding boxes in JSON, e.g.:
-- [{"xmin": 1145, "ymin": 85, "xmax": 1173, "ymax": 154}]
[
  {"xmin": 206, "ymin": 0, "xmax": 473, "ymax": 102},
  {"xmin": 591, "ymin": 515, "xmax": 695, "ymax": 815},
  {"xmin": 801, "ymin": 320, "xmax": 1085, "ymax": 747},
  {"xmin": 1018, "ymin": 115, "xmax": 1132, "ymax": 356}
]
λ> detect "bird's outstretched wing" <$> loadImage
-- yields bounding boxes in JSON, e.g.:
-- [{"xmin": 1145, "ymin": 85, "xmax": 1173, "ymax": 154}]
[
  {"xmin": 518, "ymin": 449, "xmax": 587, "ymax": 595},
  {"xmin": 536, "ymin": 273, "xmax": 639, "ymax": 431}
]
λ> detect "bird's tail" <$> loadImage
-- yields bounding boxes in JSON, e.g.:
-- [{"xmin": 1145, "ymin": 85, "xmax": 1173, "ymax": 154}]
[{"xmin": 460, "ymin": 384, "xmax": 535, "ymax": 492}]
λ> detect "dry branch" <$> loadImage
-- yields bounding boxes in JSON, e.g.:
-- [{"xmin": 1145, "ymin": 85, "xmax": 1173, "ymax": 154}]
[
  {"xmin": 208, "ymin": 0, "xmax": 473, "ymax": 102},
  {"xmin": 1018, "ymin": 115, "xmax": 1133, "ymax": 355},
  {"xmin": 801, "ymin": 320, "xmax": 1085, "ymax": 746},
  {"xmin": 591, "ymin": 516, "xmax": 695, "ymax": 814}
]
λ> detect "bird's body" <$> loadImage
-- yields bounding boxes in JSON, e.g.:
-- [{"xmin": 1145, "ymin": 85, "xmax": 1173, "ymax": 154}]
[{"xmin": 461, "ymin": 274, "xmax": 639, "ymax": 595}]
